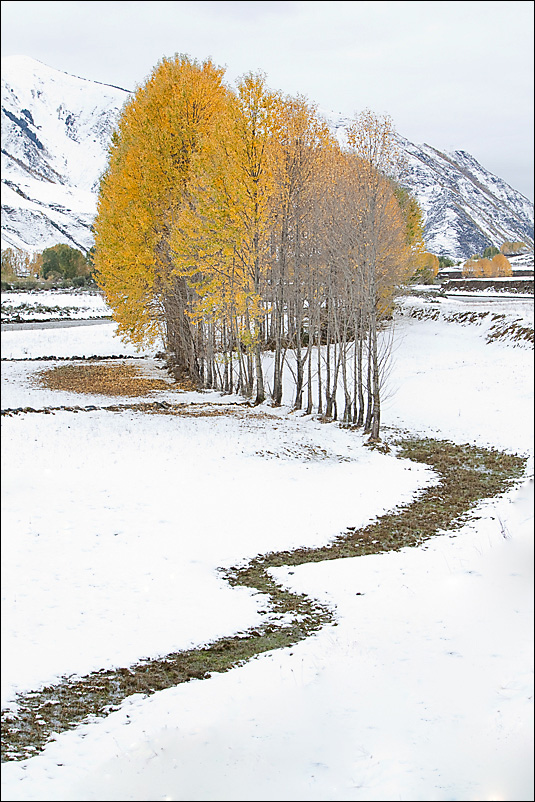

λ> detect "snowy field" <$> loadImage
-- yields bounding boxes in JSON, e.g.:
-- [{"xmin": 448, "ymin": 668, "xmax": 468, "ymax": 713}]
[
  {"xmin": 1, "ymin": 291, "xmax": 533, "ymax": 801},
  {"xmin": 1, "ymin": 289, "xmax": 110, "ymax": 322}
]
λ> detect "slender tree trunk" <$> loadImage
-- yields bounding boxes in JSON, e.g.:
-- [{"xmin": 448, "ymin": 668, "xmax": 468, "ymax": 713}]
[
  {"xmin": 254, "ymin": 340, "xmax": 265, "ymax": 405},
  {"xmin": 364, "ymin": 333, "xmax": 373, "ymax": 432},
  {"xmin": 306, "ymin": 338, "xmax": 313, "ymax": 415},
  {"xmin": 369, "ymin": 306, "xmax": 381, "ymax": 440},
  {"xmin": 354, "ymin": 319, "xmax": 365, "ymax": 426}
]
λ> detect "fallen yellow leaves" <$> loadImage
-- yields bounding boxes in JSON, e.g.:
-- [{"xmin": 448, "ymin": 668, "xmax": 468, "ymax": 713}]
[{"xmin": 36, "ymin": 361, "xmax": 177, "ymax": 398}]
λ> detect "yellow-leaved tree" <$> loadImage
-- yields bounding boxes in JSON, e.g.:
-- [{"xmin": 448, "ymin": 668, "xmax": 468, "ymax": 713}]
[
  {"xmin": 268, "ymin": 94, "xmax": 335, "ymax": 408},
  {"xmin": 395, "ymin": 187, "xmax": 436, "ymax": 285},
  {"xmin": 394, "ymin": 187, "xmax": 427, "ymax": 273},
  {"xmin": 463, "ymin": 253, "xmax": 513, "ymax": 278},
  {"xmin": 94, "ymin": 54, "xmax": 229, "ymax": 382},
  {"xmin": 94, "ymin": 56, "xmax": 418, "ymax": 438},
  {"xmin": 463, "ymin": 258, "xmax": 483, "ymax": 277},
  {"xmin": 491, "ymin": 253, "xmax": 513, "ymax": 276},
  {"xmin": 345, "ymin": 109, "xmax": 413, "ymax": 438},
  {"xmin": 170, "ymin": 71, "xmax": 280, "ymax": 401},
  {"xmin": 412, "ymin": 251, "xmax": 440, "ymax": 283}
]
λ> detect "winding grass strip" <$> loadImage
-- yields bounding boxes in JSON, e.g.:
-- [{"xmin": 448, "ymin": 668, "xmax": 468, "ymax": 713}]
[
  {"xmin": 1, "ymin": 401, "xmax": 252, "ymax": 417},
  {"xmin": 1, "ymin": 436, "xmax": 527, "ymax": 763}
]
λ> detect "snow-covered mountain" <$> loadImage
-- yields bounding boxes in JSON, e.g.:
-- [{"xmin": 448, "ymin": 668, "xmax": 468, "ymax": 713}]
[
  {"xmin": 2, "ymin": 55, "xmax": 534, "ymax": 259},
  {"xmin": 399, "ymin": 137, "xmax": 534, "ymax": 258},
  {"xmin": 1, "ymin": 56, "xmax": 129, "ymax": 255}
]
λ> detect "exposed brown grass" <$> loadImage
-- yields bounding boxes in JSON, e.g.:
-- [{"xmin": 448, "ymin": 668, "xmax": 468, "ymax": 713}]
[{"xmin": 35, "ymin": 361, "xmax": 177, "ymax": 397}]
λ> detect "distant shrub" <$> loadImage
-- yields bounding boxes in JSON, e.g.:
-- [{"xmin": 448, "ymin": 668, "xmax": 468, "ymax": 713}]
[
  {"xmin": 501, "ymin": 241, "xmax": 528, "ymax": 256},
  {"xmin": 491, "ymin": 253, "xmax": 513, "ymax": 276},
  {"xmin": 71, "ymin": 275, "xmax": 96, "ymax": 287},
  {"xmin": 462, "ymin": 258, "xmax": 483, "ymax": 277},
  {"xmin": 483, "ymin": 245, "xmax": 499, "ymax": 259},
  {"xmin": 411, "ymin": 251, "xmax": 440, "ymax": 284},
  {"xmin": 463, "ymin": 254, "xmax": 513, "ymax": 278},
  {"xmin": 41, "ymin": 243, "xmax": 90, "ymax": 281},
  {"xmin": 18, "ymin": 278, "xmax": 39, "ymax": 290}
]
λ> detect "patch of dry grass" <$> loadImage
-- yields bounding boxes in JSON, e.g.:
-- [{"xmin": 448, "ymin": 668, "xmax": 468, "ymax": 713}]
[{"xmin": 35, "ymin": 361, "xmax": 177, "ymax": 397}]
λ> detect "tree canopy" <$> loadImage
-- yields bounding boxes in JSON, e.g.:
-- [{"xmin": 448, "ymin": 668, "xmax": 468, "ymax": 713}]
[
  {"xmin": 94, "ymin": 55, "xmax": 425, "ymax": 438},
  {"xmin": 41, "ymin": 244, "xmax": 90, "ymax": 280}
]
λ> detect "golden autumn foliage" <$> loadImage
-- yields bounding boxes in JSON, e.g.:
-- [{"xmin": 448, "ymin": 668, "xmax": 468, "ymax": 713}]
[
  {"xmin": 491, "ymin": 253, "xmax": 513, "ymax": 276},
  {"xmin": 94, "ymin": 58, "xmax": 419, "ymax": 434},
  {"xmin": 462, "ymin": 258, "xmax": 482, "ymax": 277},
  {"xmin": 411, "ymin": 251, "xmax": 439, "ymax": 283},
  {"xmin": 94, "ymin": 54, "xmax": 229, "ymax": 348},
  {"xmin": 479, "ymin": 258, "xmax": 494, "ymax": 277},
  {"xmin": 500, "ymin": 240, "xmax": 527, "ymax": 256},
  {"xmin": 463, "ymin": 253, "xmax": 513, "ymax": 278},
  {"xmin": 171, "ymin": 72, "xmax": 279, "ymax": 327},
  {"xmin": 394, "ymin": 187, "xmax": 426, "ymax": 261}
]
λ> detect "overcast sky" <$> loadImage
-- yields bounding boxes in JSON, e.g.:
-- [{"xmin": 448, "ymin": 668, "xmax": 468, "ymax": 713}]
[{"xmin": 2, "ymin": 0, "xmax": 534, "ymax": 200}]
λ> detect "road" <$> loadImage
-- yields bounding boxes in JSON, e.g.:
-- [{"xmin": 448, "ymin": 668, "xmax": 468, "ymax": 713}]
[{"xmin": 1, "ymin": 318, "xmax": 113, "ymax": 332}]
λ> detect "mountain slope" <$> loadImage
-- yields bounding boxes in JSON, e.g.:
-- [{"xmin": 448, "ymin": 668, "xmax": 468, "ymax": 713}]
[
  {"xmin": 1, "ymin": 56, "xmax": 533, "ymax": 259},
  {"xmin": 399, "ymin": 137, "xmax": 534, "ymax": 258},
  {"xmin": 1, "ymin": 55, "xmax": 129, "ymax": 254}
]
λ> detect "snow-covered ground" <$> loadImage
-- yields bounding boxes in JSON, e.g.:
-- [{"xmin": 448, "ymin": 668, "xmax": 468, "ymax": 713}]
[
  {"xmin": 1, "ymin": 289, "xmax": 110, "ymax": 322},
  {"xmin": 1, "ymin": 291, "xmax": 533, "ymax": 801}
]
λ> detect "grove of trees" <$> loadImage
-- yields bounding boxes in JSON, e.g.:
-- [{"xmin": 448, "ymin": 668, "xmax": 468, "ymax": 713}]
[
  {"xmin": 1, "ymin": 248, "xmax": 42, "ymax": 281},
  {"xmin": 40, "ymin": 243, "xmax": 92, "ymax": 282},
  {"xmin": 94, "ymin": 55, "xmax": 427, "ymax": 439},
  {"xmin": 500, "ymin": 241, "xmax": 528, "ymax": 256},
  {"xmin": 1, "ymin": 243, "xmax": 94, "ymax": 286},
  {"xmin": 463, "ymin": 252, "xmax": 513, "ymax": 278}
]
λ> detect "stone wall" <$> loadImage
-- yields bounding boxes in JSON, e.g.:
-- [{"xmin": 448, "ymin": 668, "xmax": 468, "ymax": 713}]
[{"xmin": 441, "ymin": 278, "xmax": 533, "ymax": 294}]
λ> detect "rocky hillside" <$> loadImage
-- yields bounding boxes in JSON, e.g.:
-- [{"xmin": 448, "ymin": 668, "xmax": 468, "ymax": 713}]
[
  {"xmin": 2, "ymin": 55, "xmax": 533, "ymax": 260},
  {"xmin": 399, "ymin": 137, "xmax": 534, "ymax": 259}
]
